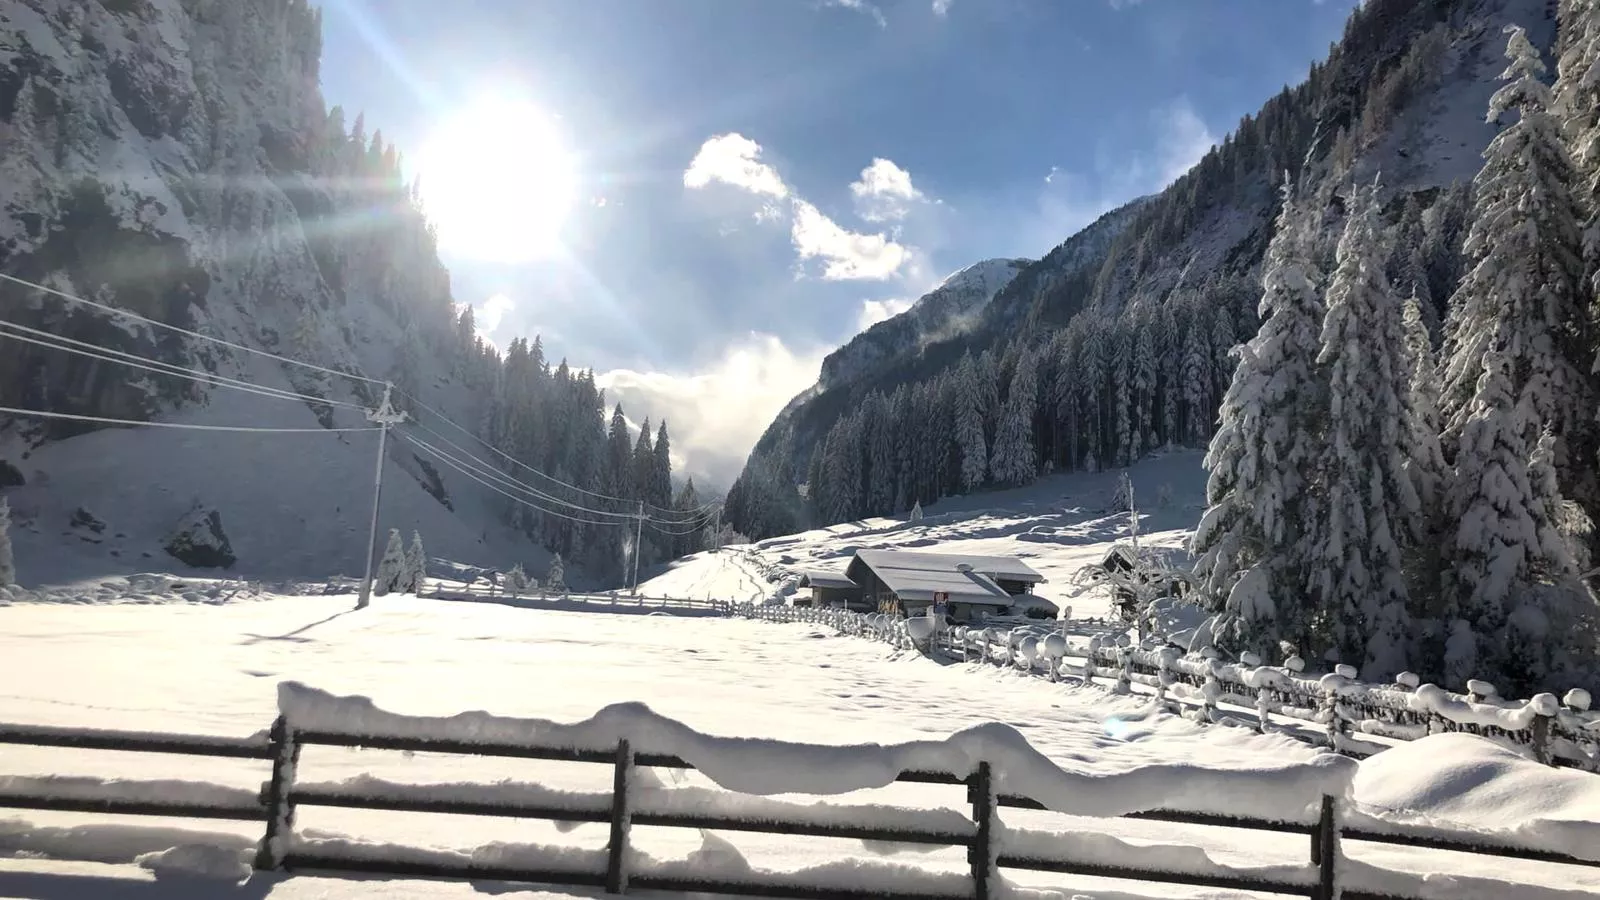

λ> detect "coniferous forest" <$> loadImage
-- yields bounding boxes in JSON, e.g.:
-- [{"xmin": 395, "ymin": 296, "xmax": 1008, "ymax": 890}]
[{"xmin": 729, "ymin": 5, "xmax": 1600, "ymax": 695}]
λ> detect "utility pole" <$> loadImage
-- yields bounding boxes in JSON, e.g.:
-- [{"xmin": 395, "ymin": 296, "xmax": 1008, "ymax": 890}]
[
  {"xmin": 357, "ymin": 382, "xmax": 407, "ymax": 610},
  {"xmin": 629, "ymin": 501, "xmax": 645, "ymax": 595}
]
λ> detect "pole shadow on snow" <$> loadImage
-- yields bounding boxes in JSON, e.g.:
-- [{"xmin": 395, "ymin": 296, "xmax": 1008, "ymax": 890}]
[{"xmin": 238, "ymin": 608, "xmax": 360, "ymax": 646}]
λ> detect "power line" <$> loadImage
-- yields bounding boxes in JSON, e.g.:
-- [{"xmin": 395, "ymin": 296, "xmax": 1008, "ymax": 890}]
[
  {"xmin": 0, "ymin": 405, "xmax": 380, "ymax": 434},
  {"xmin": 0, "ymin": 271, "xmax": 385, "ymax": 388},
  {"xmin": 400, "ymin": 389, "xmax": 719, "ymax": 518},
  {"xmin": 400, "ymin": 426, "xmax": 640, "ymax": 521},
  {"xmin": 0, "ymin": 322, "xmax": 366, "ymax": 412},
  {"xmin": 395, "ymin": 431, "xmax": 635, "ymax": 527}
]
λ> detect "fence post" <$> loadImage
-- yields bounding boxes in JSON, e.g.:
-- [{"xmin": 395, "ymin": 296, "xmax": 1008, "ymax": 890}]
[
  {"xmin": 254, "ymin": 715, "xmax": 300, "ymax": 871},
  {"xmin": 605, "ymin": 739, "xmax": 634, "ymax": 894},
  {"xmin": 1310, "ymin": 794, "xmax": 1337, "ymax": 900},
  {"xmin": 967, "ymin": 762, "xmax": 994, "ymax": 900}
]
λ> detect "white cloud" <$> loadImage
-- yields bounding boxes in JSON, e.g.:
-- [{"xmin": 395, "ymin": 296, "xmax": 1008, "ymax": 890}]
[
  {"xmin": 683, "ymin": 133, "xmax": 789, "ymax": 198},
  {"xmin": 791, "ymin": 199, "xmax": 910, "ymax": 281},
  {"xmin": 596, "ymin": 335, "xmax": 828, "ymax": 487},
  {"xmin": 1108, "ymin": 0, "xmax": 1145, "ymax": 8},
  {"xmin": 828, "ymin": 0, "xmax": 887, "ymax": 27},
  {"xmin": 858, "ymin": 297, "xmax": 914, "ymax": 330},
  {"xmin": 1152, "ymin": 100, "xmax": 1219, "ymax": 187},
  {"xmin": 850, "ymin": 158, "xmax": 924, "ymax": 222},
  {"xmin": 932, "ymin": 0, "xmax": 953, "ymax": 15},
  {"xmin": 478, "ymin": 293, "xmax": 514, "ymax": 333},
  {"xmin": 685, "ymin": 136, "xmax": 916, "ymax": 282}
]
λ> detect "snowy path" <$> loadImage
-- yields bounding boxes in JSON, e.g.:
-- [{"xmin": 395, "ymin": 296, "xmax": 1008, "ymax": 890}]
[{"xmin": 0, "ymin": 595, "xmax": 1596, "ymax": 898}]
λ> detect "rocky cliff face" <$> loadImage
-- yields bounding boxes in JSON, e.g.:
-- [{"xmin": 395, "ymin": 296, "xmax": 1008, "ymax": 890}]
[{"xmin": 0, "ymin": 0, "xmax": 546, "ymax": 582}]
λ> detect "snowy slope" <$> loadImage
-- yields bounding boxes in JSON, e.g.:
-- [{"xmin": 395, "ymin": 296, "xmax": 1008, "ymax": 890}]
[
  {"xmin": 0, "ymin": 594, "xmax": 1595, "ymax": 897},
  {"xmin": 0, "ymin": 0, "xmax": 561, "ymax": 584},
  {"xmin": 646, "ymin": 450, "xmax": 1208, "ymax": 618}
]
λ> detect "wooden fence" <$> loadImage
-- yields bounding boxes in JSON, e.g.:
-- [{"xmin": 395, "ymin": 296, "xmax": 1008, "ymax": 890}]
[
  {"xmin": 424, "ymin": 580, "xmax": 724, "ymax": 615},
  {"xmin": 726, "ymin": 603, "xmax": 1600, "ymax": 771},
  {"xmin": 1, "ymin": 696, "xmax": 1597, "ymax": 899}
]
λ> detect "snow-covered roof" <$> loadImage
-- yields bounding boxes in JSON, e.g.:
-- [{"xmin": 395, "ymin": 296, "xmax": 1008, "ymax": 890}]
[
  {"xmin": 847, "ymin": 551, "xmax": 1015, "ymax": 606},
  {"xmin": 799, "ymin": 570, "xmax": 859, "ymax": 591},
  {"xmin": 851, "ymin": 549, "xmax": 1045, "ymax": 584}
]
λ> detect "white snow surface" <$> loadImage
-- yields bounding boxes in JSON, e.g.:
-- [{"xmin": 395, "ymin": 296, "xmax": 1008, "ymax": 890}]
[{"xmin": 0, "ymin": 590, "xmax": 1596, "ymax": 898}]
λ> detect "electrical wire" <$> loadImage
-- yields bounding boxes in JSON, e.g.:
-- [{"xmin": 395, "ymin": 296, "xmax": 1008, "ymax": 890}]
[
  {"xmin": 0, "ymin": 271, "xmax": 385, "ymax": 387},
  {"xmin": 400, "ymin": 389, "xmax": 720, "ymax": 518},
  {"xmin": 399, "ymin": 426, "xmax": 640, "ymax": 520},
  {"xmin": 0, "ymin": 321, "xmax": 367, "ymax": 412},
  {"xmin": 0, "ymin": 405, "xmax": 380, "ymax": 433},
  {"xmin": 394, "ymin": 430, "xmax": 636, "ymax": 527}
]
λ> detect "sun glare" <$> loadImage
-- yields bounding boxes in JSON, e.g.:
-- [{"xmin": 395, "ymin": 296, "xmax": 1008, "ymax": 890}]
[{"xmin": 417, "ymin": 98, "xmax": 577, "ymax": 263}]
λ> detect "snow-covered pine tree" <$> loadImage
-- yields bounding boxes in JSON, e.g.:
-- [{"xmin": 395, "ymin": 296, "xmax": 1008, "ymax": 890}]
[
  {"xmin": 375, "ymin": 528, "xmax": 405, "ymax": 596},
  {"xmin": 1555, "ymin": 0, "xmax": 1600, "ymax": 195},
  {"xmin": 990, "ymin": 347, "xmax": 1039, "ymax": 486},
  {"xmin": 1444, "ymin": 348, "xmax": 1560, "ymax": 689},
  {"xmin": 1402, "ymin": 293, "xmax": 1450, "ymax": 624},
  {"xmin": 1054, "ymin": 324, "xmax": 1083, "ymax": 471},
  {"xmin": 1438, "ymin": 26, "xmax": 1595, "ymax": 513},
  {"xmin": 1190, "ymin": 175, "xmax": 1327, "ymax": 660},
  {"xmin": 548, "ymin": 553, "xmax": 567, "ymax": 594},
  {"xmin": 652, "ymin": 422, "xmax": 674, "ymax": 512},
  {"xmin": 955, "ymin": 352, "xmax": 988, "ymax": 491},
  {"xmin": 1080, "ymin": 320, "xmax": 1107, "ymax": 472},
  {"xmin": 1113, "ymin": 323, "xmax": 1135, "ymax": 467},
  {"xmin": 0, "ymin": 498, "xmax": 14, "ymax": 588},
  {"xmin": 1305, "ymin": 182, "xmax": 1420, "ymax": 675},
  {"xmin": 1156, "ymin": 304, "xmax": 1182, "ymax": 449},
  {"xmin": 910, "ymin": 500, "xmax": 923, "ymax": 522},
  {"xmin": 1179, "ymin": 301, "xmax": 1214, "ymax": 446},
  {"xmin": 1133, "ymin": 309, "xmax": 1159, "ymax": 456},
  {"xmin": 403, "ymin": 531, "xmax": 427, "ymax": 594}
]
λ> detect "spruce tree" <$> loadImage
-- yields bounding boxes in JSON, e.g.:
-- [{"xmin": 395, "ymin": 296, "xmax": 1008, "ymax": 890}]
[
  {"xmin": 404, "ymin": 530, "xmax": 427, "ymax": 594},
  {"xmin": 954, "ymin": 352, "xmax": 988, "ymax": 491},
  {"xmin": 548, "ymin": 553, "xmax": 567, "ymax": 594},
  {"xmin": 990, "ymin": 348, "xmax": 1039, "ymax": 486},
  {"xmin": 1402, "ymin": 294, "xmax": 1450, "ymax": 625},
  {"xmin": 1438, "ymin": 26, "xmax": 1595, "ymax": 517},
  {"xmin": 1305, "ymin": 183, "xmax": 1420, "ymax": 675},
  {"xmin": 375, "ymin": 528, "xmax": 405, "ymax": 596},
  {"xmin": 1191, "ymin": 177, "xmax": 1326, "ymax": 659},
  {"xmin": 652, "ymin": 422, "xmax": 674, "ymax": 512}
]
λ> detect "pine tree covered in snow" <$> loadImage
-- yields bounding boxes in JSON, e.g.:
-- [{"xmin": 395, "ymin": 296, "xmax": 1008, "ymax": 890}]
[
  {"xmin": 548, "ymin": 553, "xmax": 567, "ymax": 594},
  {"xmin": 1113, "ymin": 324, "xmax": 1136, "ymax": 468},
  {"xmin": 955, "ymin": 352, "xmax": 988, "ymax": 491},
  {"xmin": 990, "ymin": 348, "xmax": 1039, "ymax": 486},
  {"xmin": 1402, "ymin": 294, "xmax": 1450, "ymax": 623},
  {"xmin": 1438, "ymin": 27, "xmax": 1596, "ymax": 513},
  {"xmin": 504, "ymin": 563, "xmax": 529, "ymax": 597},
  {"xmin": 1305, "ymin": 182, "xmax": 1420, "ymax": 674},
  {"xmin": 403, "ymin": 531, "xmax": 427, "ymax": 594},
  {"xmin": 1191, "ymin": 178, "xmax": 1327, "ymax": 659},
  {"xmin": 375, "ymin": 528, "xmax": 405, "ymax": 596},
  {"xmin": 0, "ymin": 498, "xmax": 14, "ymax": 589}
]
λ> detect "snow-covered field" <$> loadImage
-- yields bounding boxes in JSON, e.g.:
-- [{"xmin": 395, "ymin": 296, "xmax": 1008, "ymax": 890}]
[
  {"xmin": 642, "ymin": 451, "xmax": 1209, "ymax": 618},
  {"xmin": 1, "ymin": 590, "xmax": 1598, "ymax": 899}
]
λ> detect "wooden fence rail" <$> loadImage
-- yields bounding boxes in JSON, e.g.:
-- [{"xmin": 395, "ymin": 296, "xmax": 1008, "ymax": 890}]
[
  {"xmin": 724, "ymin": 602, "xmax": 1600, "ymax": 771},
  {"xmin": 2, "ymin": 701, "xmax": 1597, "ymax": 900}
]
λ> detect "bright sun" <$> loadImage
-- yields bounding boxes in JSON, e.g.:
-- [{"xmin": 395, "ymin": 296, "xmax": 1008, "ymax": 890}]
[{"xmin": 417, "ymin": 98, "xmax": 577, "ymax": 263}]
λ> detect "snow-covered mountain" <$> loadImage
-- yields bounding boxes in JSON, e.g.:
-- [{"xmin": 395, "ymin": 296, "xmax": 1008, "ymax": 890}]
[
  {"xmin": 818, "ymin": 258, "xmax": 1031, "ymax": 390},
  {"xmin": 0, "ymin": 0, "xmax": 610, "ymax": 585},
  {"xmin": 725, "ymin": 0, "xmax": 1553, "ymax": 541}
]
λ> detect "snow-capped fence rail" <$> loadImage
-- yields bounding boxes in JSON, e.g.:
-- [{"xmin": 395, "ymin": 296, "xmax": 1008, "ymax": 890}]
[
  {"xmin": 721, "ymin": 603, "xmax": 1600, "ymax": 772},
  {"xmin": 0, "ymin": 682, "xmax": 1596, "ymax": 899}
]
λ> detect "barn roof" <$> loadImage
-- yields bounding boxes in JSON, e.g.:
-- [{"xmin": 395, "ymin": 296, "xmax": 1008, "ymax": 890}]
[
  {"xmin": 847, "ymin": 550, "xmax": 1015, "ymax": 606},
  {"xmin": 851, "ymin": 549, "xmax": 1045, "ymax": 583},
  {"xmin": 799, "ymin": 569, "xmax": 859, "ymax": 591}
]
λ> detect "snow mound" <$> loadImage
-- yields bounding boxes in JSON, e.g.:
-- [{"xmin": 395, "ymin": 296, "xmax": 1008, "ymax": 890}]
[
  {"xmin": 134, "ymin": 843, "xmax": 252, "ymax": 881},
  {"xmin": 1353, "ymin": 732, "xmax": 1600, "ymax": 860}
]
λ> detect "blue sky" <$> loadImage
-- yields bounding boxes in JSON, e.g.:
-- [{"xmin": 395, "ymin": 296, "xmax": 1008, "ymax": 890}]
[{"xmin": 318, "ymin": 0, "xmax": 1358, "ymax": 487}]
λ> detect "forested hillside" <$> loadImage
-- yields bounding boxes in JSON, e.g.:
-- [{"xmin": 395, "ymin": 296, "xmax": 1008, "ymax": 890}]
[
  {"xmin": 725, "ymin": 0, "xmax": 1532, "ymax": 542},
  {"xmin": 0, "ymin": 0, "xmax": 706, "ymax": 584}
]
